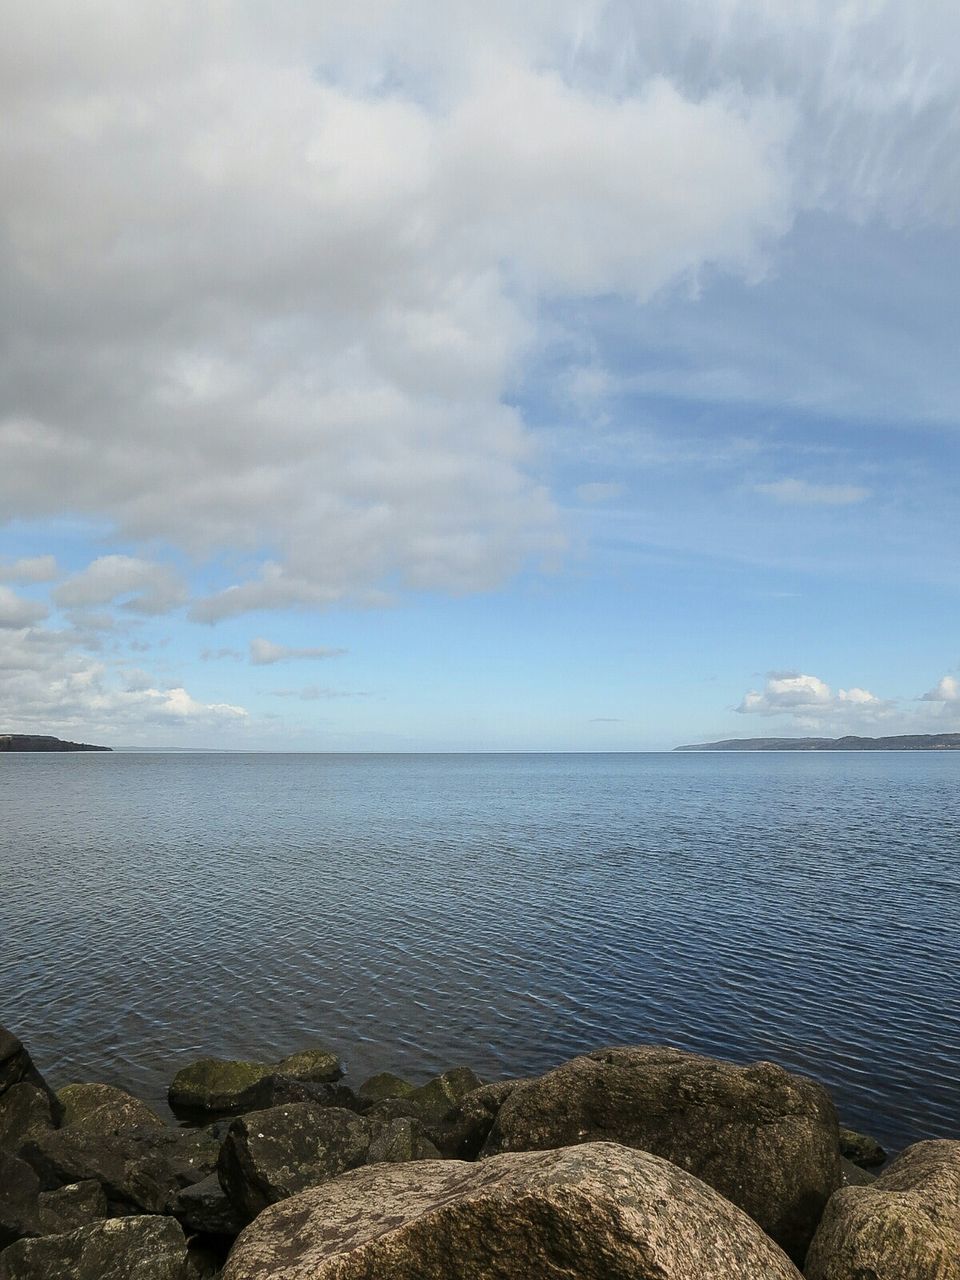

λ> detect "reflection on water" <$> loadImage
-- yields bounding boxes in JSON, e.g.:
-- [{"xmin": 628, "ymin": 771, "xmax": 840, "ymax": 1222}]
[{"xmin": 2, "ymin": 751, "xmax": 958, "ymax": 1149}]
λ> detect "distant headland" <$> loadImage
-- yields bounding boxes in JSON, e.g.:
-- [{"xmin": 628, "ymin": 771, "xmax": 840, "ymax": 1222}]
[
  {"xmin": 0, "ymin": 733, "xmax": 111, "ymax": 752},
  {"xmin": 675, "ymin": 733, "xmax": 960, "ymax": 752}
]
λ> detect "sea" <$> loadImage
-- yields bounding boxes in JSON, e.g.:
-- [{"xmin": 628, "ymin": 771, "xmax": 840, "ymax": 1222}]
[{"xmin": 2, "ymin": 750, "xmax": 958, "ymax": 1151}]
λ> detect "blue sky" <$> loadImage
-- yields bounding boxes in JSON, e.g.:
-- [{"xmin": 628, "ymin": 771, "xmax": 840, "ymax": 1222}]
[{"xmin": 2, "ymin": 1, "xmax": 959, "ymax": 749}]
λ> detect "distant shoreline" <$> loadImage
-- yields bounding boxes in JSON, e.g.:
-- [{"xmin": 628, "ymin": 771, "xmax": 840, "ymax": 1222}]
[
  {"xmin": 675, "ymin": 733, "xmax": 960, "ymax": 752},
  {"xmin": 0, "ymin": 734, "xmax": 111, "ymax": 753}
]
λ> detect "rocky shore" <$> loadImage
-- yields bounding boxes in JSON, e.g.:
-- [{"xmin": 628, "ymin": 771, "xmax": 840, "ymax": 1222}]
[{"xmin": 1, "ymin": 1022, "xmax": 955, "ymax": 1279}]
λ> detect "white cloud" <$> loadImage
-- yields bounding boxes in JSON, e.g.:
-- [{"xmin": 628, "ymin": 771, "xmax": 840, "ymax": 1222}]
[
  {"xmin": 54, "ymin": 556, "xmax": 187, "ymax": 615},
  {"xmin": 754, "ymin": 480, "xmax": 869, "ymax": 506},
  {"xmin": 0, "ymin": 555, "xmax": 59, "ymax": 583},
  {"xmin": 0, "ymin": 586, "xmax": 48, "ymax": 629},
  {"xmin": 737, "ymin": 671, "xmax": 886, "ymax": 729},
  {"xmin": 0, "ymin": 3, "xmax": 795, "ymax": 615},
  {"xmin": 0, "ymin": 623, "xmax": 247, "ymax": 743},
  {"xmin": 921, "ymin": 674, "xmax": 960, "ymax": 703},
  {"xmin": 250, "ymin": 637, "xmax": 347, "ymax": 666}
]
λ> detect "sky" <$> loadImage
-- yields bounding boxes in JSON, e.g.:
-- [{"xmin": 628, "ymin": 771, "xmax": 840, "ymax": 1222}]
[{"xmin": 2, "ymin": 0, "xmax": 960, "ymax": 750}]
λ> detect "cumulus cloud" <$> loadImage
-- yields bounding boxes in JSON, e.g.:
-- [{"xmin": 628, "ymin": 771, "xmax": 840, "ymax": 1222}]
[
  {"xmin": 0, "ymin": 624, "xmax": 247, "ymax": 742},
  {"xmin": 0, "ymin": 555, "xmax": 58, "ymax": 583},
  {"xmin": 0, "ymin": 586, "xmax": 48, "ymax": 629},
  {"xmin": 54, "ymin": 556, "xmax": 187, "ymax": 616},
  {"xmin": 754, "ymin": 480, "xmax": 870, "ymax": 506},
  {"xmin": 921, "ymin": 674, "xmax": 960, "ymax": 702},
  {"xmin": 250, "ymin": 638, "xmax": 347, "ymax": 666},
  {"xmin": 737, "ymin": 671, "xmax": 884, "ymax": 721},
  {"xmin": 0, "ymin": 2, "xmax": 798, "ymax": 616}
]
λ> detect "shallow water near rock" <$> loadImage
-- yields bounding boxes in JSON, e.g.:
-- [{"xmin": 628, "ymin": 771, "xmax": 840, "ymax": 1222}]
[{"xmin": 2, "ymin": 751, "xmax": 958, "ymax": 1150}]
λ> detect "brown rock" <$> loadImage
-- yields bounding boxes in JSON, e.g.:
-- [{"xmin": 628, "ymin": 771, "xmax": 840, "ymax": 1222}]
[
  {"xmin": 221, "ymin": 1141, "xmax": 802, "ymax": 1280},
  {"xmin": 0, "ymin": 1153, "xmax": 39, "ymax": 1249},
  {"xmin": 0, "ymin": 1085, "xmax": 57, "ymax": 1153},
  {"xmin": 805, "ymin": 1139, "xmax": 960, "ymax": 1280},
  {"xmin": 36, "ymin": 1180, "xmax": 110, "ymax": 1235},
  {"xmin": 482, "ymin": 1045, "xmax": 840, "ymax": 1263}
]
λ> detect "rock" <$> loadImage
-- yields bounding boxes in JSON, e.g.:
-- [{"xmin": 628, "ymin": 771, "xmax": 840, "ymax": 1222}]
[
  {"xmin": 432, "ymin": 1080, "xmax": 521, "ymax": 1158},
  {"xmin": 357, "ymin": 1071, "xmax": 415, "ymax": 1103},
  {"xmin": 805, "ymin": 1139, "xmax": 960, "ymax": 1280},
  {"xmin": 36, "ymin": 1180, "xmax": 109, "ymax": 1235},
  {"xmin": 407, "ymin": 1067, "xmax": 484, "ymax": 1125},
  {"xmin": 220, "ymin": 1141, "xmax": 802, "ymax": 1280},
  {"xmin": 217, "ymin": 1104, "xmax": 374, "ymax": 1221},
  {"xmin": 364, "ymin": 1096, "xmax": 427, "ymax": 1124},
  {"xmin": 482, "ymin": 1045, "xmax": 840, "ymax": 1263},
  {"xmin": 174, "ymin": 1174, "xmax": 246, "ymax": 1238},
  {"xmin": 168, "ymin": 1059, "xmax": 274, "ymax": 1117},
  {"xmin": 20, "ymin": 1125, "xmax": 219, "ymax": 1214},
  {"xmin": 0, "ymin": 1153, "xmax": 39, "ymax": 1249},
  {"xmin": 230, "ymin": 1074, "xmax": 360, "ymax": 1115},
  {"xmin": 0, "ymin": 1215, "xmax": 191, "ymax": 1280},
  {"xmin": 0, "ymin": 1029, "xmax": 60, "ymax": 1153},
  {"xmin": 840, "ymin": 1156, "xmax": 876, "ymax": 1187},
  {"xmin": 839, "ymin": 1126, "xmax": 887, "ymax": 1168},
  {"xmin": 0, "ymin": 1085, "xmax": 58, "ymax": 1152},
  {"xmin": 274, "ymin": 1049, "xmax": 343, "ymax": 1085},
  {"xmin": 57, "ymin": 1083, "xmax": 166, "ymax": 1134},
  {"xmin": 367, "ymin": 1117, "xmax": 441, "ymax": 1164}
]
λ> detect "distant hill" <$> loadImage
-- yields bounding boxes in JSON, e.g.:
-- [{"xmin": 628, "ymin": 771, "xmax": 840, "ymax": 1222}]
[
  {"xmin": 675, "ymin": 733, "xmax": 960, "ymax": 752},
  {"xmin": 0, "ymin": 734, "xmax": 111, "ymax": 752}
]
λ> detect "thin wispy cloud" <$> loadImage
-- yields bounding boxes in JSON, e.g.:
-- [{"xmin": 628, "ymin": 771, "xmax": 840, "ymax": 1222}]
[
  {"xmin": 250, "ymin": 638, "xmax": 348, "ymax": 666},
  {"xmin": 754, "ymin": 480, "xmax": 869, "ymax": 506}
]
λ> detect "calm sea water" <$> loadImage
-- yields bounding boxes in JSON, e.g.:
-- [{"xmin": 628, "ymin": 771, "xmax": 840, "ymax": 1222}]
[{"xmin": 2, "ymin": 751, "xmax": 958, "ymax": 1150}]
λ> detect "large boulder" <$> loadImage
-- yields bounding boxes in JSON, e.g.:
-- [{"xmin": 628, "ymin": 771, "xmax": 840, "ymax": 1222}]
[
  {"xmin": 0, "ymin": 1154, "xmax": 39, "ymax": 1249},
  {"xmin": 20, "ymin": 1125, "xmax": 219, "ymax": 1214},
  {"xmin": 217, "ymin": 1104, "xmax": 376, "ymax": 1221},
  {"xmin": 174, "ymin": 1173, "xmax": 246, "ymax": 1238},
  {"xmin": 168, "ymin": 1059, "xmax": 273, "ymax": 1117},
  {"xmin": 0, "ymin": 1215, "xmax": 191, "ymax": 1280},
  {"xmin": 482, "ymin": 1045, "xmax": 840, "ymax": 1263},
  {"xmin": 357, "ymin": 1071, "xmax": 415, "ymax": 1104},
  {"xmin": 805, "ymin": 1139, "xmax": 960, "ymax": 1280},
  {"xmin": 221, "ymin": 1141, "xmax": 802, "ymax": 1280},
  {"xmin": 0, "ymin": 1029, "xmax": 60, "ymax": 1152},
  {"xmin": 432, "ymin": 1080, "xmax": 521, "ymax": 1158},
  {"xmin": 57, "ymin": 1083, "xmax": 165, "ymax": 1134},
  {"xmin": 228, "ymin": 1074, "xmax": 360, "ymax": 1114}
]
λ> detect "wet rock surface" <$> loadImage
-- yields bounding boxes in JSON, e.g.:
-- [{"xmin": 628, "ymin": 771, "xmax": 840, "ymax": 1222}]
[
  {"xmin": 839, "ymin": 1125, "xmax": 888, "ymax": 1169},
  {"xmin": 221, "ymin": 1141, "xmax": 803, "ymax": 1280}
]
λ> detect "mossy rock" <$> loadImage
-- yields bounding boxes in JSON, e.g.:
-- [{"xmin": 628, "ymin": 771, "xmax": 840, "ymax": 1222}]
[
  {"xmin": 407, "ymin": 1068, "xmax": 484, "ymax": 1124},
  {"xmin": 168, "ymin": 1059, "xmax": 273, "ymax": 1116},
  {"xmin": 357, "ymin": 1072, "xmax": 415, "ymax": 1103},
  {"xmin": 274, "ymin": 1049, "xmax": 343, "ymax": 1085}
]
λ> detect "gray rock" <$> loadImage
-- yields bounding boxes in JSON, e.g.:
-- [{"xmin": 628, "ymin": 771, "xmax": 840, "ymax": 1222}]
[
  {"xmin": 168, "ymin": 1060, "xmax": 274, "ymax": 1118},
  {"xmin": 57, "ymin": 1083, "xmax": 165, "ymax": 1135},
  {"xmin": 0, "ymin": 1215, "xmax": 191, "ymax": 1280},
  {"xmin": 363, "ymin": 1096, "xmax": 426, "ymax": 1124},
  {"xmin": 174, "ymin": 1174, "xmax": 245, "ymax": 1238},
  {"xmin": 231, "ymin": 1074, "xmax": 360, "ymax": 1115},
  {"xmin": 220, "ymin": 1141, "xmax": 802, "ymax": 1280},
  {"xmin": 356, "ymin": 1071, "xmax": 415, "ymax": 1103},
  {"xmin": 432, "ymin": 1079, "xmax": 521, "ymax": 1158},
  {"xmin": 0, "ymin": 1029, "xmax": 58, "ymax": 1112},
  {"xmin": 407, "ymin": 1067, "xmax": 484, "ymax": 1125},
  {"xmin": 37, "ymin": 1180, "xmax": 110, "ymax": 1235},
  {"xmin": 273, "ymin": 1049, "xmax": 343, "ymax": 1085},
  {"xmin": 217, "ymin": 1104, "xmax": 373, "ymax": 1221},
  {"xmin": 20, "ymin": 1125, "xmax": 219, "ymax": 1213},
  {"xmin": 805, "ymin": 1139, "xmax": 960, "ymax": 1280},
  {"xmin": 0, "ymin": 1153, "xmax": 39, "ymax": 1249},
  {"xmin": 482, "ymin": 1044, "xmax": 840, "ymax": 1264},
  {"xmin": 366, "ymin": 1117, "xmax": 440, "ymax": 1164},
  {"xmin": 839, "ymin": 1126, "xmax": 887, "ymax": 1168},
  {"xmin": 0, "ymin": 1085, "xmax": 58, "ymax": 1153}
]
